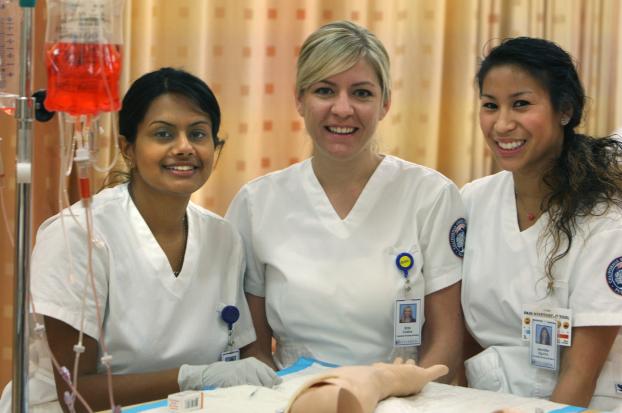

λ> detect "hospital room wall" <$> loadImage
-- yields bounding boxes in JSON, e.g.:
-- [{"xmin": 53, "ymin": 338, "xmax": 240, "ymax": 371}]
[{"xmin": 1, "ymin": 0, "xmax": 621, "ymax": 389}]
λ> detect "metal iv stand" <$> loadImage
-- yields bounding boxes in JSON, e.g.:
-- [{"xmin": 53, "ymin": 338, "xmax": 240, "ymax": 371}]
[{"xmin": 12, "ymin": 0, "xmax": 36, "ymax": 412}]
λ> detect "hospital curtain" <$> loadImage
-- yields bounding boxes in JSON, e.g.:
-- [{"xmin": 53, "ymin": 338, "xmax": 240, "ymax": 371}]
[{"xmin": 1, "ymin": 0, "xmax": 621, "ymax": 389}]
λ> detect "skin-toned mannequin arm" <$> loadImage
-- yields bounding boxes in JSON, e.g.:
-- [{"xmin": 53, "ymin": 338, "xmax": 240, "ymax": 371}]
[
  {"xmin": 551, "ymin": 325, "xmax": 620, "ymax": 407},
  {"xmin": 45, "ymin": 316, "xmax": 179, "ymax": 413},
  {"xmin": 417, "ymin": 282, "xmax": 463, "ymax": 383},
  {"xmin": 287, "ymin": 359, "xmax": 449, "ymax": 413},
  {"xmin": 241, "ymin": 293, "xmax": 278, "ymax": 370}
]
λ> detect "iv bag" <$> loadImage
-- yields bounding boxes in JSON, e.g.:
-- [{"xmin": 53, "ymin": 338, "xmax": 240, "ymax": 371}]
[
  {"xmin": 45, "ymin": 0, "xmax": 124, "ymax": 116},
  {"xmin": 0, "ymin": 0, "xmax": 20, "ymax": 116}
]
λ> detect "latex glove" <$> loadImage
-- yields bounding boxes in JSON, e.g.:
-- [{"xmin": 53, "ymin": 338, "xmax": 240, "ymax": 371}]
[{"xmin": 178, "ymin": 357, "xmax": 282, "ymax": 390}]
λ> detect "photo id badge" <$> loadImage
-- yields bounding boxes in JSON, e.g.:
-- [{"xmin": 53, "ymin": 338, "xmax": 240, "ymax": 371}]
[
  {"xmin": 394, "ymin": 299, "xmax": 421, "ymax": 347},
  {"xmin": 530, "ymin": 318, "xmax": 558, "ymax": 371},
  {"xmin": 220, "ymin": 349, "xmax": 240, "ymax": 362},
  {"xmin": 522, "ymin": 305, "xmax": 572, "ymax": 346}
]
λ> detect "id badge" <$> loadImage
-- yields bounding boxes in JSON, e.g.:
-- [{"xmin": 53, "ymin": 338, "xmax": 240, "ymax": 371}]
[
  {"xmin": 522, "ymin": 306, "xmax": 572, "ymax": 346},
  {"xmin": 394, "ymin": 299, "xmax": 421, "ymax": 347},
  {"xmin": 530, "ymin": 317, "xmax": 559, "ymax": 371},
  {"xmin": 220, "ymin": 349, "xmax": 240, "ymax": 362}
]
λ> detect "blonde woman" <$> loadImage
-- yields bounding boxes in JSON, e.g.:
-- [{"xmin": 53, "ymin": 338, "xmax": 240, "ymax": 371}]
[{"xmin": 226, "ymin": 21, "xmax": 465, "ymax": 382}]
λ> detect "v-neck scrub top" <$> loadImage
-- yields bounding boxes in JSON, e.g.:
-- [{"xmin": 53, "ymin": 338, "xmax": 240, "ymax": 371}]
[
  {"xmin": 226, "ymin": 156, "xmax": 465, "ymax": 367},
  {"xmin": 29, "ymin": 183, "xmax": 255, "ymax": 375},
  {"xmin": 461, "ymin": 171, "xmax": 622, "ymax": 411}
]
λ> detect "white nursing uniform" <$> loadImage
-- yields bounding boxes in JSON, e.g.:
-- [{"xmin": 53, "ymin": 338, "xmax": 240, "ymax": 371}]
[
  {"xmin": 462, "ymin": 171, "xmax": 622, "ymax": 411},
  {"xmin": 0, "ymin": 183, "xmax": 255, "ymax": 412},
  {"xmin": 226, "ymin": 156, "xmax": 465, "ymax": 367}
]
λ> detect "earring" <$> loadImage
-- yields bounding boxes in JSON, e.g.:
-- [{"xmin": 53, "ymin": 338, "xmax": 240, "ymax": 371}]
[{"xmin": 561, "ymin": 117, "xmax": 569, "ymax": 126}]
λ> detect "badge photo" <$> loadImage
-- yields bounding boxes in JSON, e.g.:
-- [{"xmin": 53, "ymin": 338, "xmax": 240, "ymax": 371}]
[{"xmin": 394, "ymin": 299, "xmax": 421, "ymax": 347}]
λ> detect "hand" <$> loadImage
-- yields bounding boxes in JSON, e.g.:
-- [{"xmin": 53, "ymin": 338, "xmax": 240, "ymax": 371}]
[
  {"xmin": 372, "ymin": 357, "xmax": 449, "ymax": 398},
  {"xmin": 178, "ymin": 357, "xmax": 282, "ymax": 390}
]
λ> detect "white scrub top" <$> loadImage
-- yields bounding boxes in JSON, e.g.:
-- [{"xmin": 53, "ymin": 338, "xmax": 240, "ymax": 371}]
[
  {"xmin": 0, "ymin": 183, "xmax": 255, "ymax": 411},
  {"xmin": 461, "ymin": 171, "xmax": 622, "ymax": 411},
  {"xmin": 226, "ymin": 156, "xmax": 465, "ymax": 367}
]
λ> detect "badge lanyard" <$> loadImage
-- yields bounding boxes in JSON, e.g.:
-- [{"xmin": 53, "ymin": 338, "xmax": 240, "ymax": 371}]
[
  {"xmin": 220, "ymin": 305, "xmax": 240, "ymax": 362},
  {"xmin": 394, "ymin": 252, "xmax": 422, "ymax": 347}
]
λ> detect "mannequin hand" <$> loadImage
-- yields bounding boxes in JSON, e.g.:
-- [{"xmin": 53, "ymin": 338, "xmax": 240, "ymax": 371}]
[
  {"xmin": 372, "ymin": 357, "xmax": 449, "ymax": 398},
  {"xmin": 178, "ymin": 357, "xmax": 282, "ymax": 390}
]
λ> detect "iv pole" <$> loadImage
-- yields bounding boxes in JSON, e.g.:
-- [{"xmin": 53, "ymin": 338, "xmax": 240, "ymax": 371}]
[{"xmin": 12, "ymin": 0, "xmax": 36, "ymax": 412}]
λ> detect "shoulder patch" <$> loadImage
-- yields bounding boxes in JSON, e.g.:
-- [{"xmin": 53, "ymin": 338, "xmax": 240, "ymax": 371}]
[
  {"xmin": 606, "ymin": 257, "xmax": 622, "ymax": 296},
  {"xmin": 449, "ymin": 218, "xmax": 466, "ymax": 258}
]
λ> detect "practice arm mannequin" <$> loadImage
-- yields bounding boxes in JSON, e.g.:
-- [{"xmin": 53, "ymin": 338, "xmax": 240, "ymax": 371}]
[{"xmin": 286, "ymin": 358, "xmax": 449, "ymax": 413}]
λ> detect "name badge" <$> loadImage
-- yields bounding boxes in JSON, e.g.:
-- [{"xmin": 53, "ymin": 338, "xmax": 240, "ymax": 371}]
[
  {"xmin": 394, "ymin": 299, "xmax": 422, "ymax": 347},
  {"xmin": 529, "ymin": 317, "xmax": 559, "ymax": 371},
  {"xmin": 220, "ymin": 349, "xmax": 240, "ymax": 362},
  {"xmin": 522, "ymin": 305, "xmax": 572, "ymax": 346}
]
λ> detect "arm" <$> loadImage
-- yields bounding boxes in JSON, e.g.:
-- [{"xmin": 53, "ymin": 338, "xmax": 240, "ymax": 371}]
[
  {"xmin": 417, "ymin": 282, "xmax": 463, "ymax": 383},
  {"xmin": 287, "ymin": 359, "xmax": 449, "ymax": 413},
  {"xmin": 550, "ymin": 325, "xmax": 620, "ymax": 407},
  {"xmin": 45, "ymin": 316, "xmax": 179, "ymax": 413},
  {"xmin": 240, "ymin": 293, "xmax": 277, "ymax": 370}
]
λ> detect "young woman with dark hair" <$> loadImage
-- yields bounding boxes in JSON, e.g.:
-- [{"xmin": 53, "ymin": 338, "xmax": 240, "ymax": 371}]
[{"xmin": 461, "ymin": 37, "xmax": 622, "ymax": 410}]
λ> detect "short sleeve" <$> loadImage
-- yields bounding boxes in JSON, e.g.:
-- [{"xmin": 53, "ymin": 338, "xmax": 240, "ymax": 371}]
[
  {"xmin": 30, "ymin": 212, "xmax": 110, "ymax": 340},
  {"xmin": 226, "ymin": 227, "xmax": 257, "ymax": 348},
  {"xmin": 225, "ymin": 187, "xmax": 266, "ymax": 297},
  {"xmin": 569, "ymin": 228, "xmax": 622, "ymax": 327},
  {"xmin": 419, "ymin": 182, "xmax": 466, "ymax": 294}
]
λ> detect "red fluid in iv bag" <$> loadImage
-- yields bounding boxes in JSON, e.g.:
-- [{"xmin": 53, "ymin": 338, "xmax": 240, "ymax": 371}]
[{"xmin": 45, "ymin": 42, "xmax": 122, "ymax": 116}]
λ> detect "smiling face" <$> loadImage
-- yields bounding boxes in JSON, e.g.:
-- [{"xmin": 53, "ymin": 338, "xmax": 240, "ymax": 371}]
[
  {"xmin": 296, "ymin": 59, "xmax": 390, "ymax": 162},
  {"xmin": 122, "ymin": 93, "xmax": 215, "ymax": 200},
  {"xmin": 479, "ymin": 65, "xmax": 567, "ymax": 177}
]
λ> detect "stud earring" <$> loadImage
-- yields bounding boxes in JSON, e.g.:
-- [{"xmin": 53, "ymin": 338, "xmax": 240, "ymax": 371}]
[{"xmin": 561, "ymin": 117, "xmax": 569, "ymax": 126}]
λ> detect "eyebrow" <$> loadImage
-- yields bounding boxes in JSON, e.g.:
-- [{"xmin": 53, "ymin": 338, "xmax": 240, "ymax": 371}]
[
  {"xmin": 318, "ymin": 79, "xmax": 378, "ymax": 88},
  {"xmin": 481, "ymin": 91, "xmax": 534, "ymax": 99},
  {"xmin": 149, "ymin": 120, "xmax": 211, "ymax": 127}
]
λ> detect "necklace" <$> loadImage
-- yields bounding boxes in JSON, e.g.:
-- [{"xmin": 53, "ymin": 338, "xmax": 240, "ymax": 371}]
[{"xmin": 515, "ymin": 193, "xmax": 539, "ymax": 222}]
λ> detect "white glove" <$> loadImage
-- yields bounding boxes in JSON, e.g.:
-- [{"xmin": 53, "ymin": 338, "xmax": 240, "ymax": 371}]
[{"xmin": 178, "ymin": 357, "xmax": 282, "ymax": 390}]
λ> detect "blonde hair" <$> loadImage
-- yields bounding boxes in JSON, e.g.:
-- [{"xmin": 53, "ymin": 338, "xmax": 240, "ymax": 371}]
[{"xmin": 296, "ymin": 21, "xmax": 391, "ymax": 104}]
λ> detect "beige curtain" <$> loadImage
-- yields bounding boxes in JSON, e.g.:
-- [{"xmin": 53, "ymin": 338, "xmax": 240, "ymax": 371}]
[{"xmin": 1, "ymin": 0, "xmax": 621, "ymax": 389}]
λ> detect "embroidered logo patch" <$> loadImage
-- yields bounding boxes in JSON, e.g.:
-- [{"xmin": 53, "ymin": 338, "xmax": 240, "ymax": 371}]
[
  {"xmin": 616, "ymin": 383, "xmax": 622, "ymax": 394},
  {"xmin": 449, "ymin": 218, "xmax": 466, "ymax": 258},
  {"xmin": 606, "ymin": 257, "xmax": 622, "ymax": 296}
]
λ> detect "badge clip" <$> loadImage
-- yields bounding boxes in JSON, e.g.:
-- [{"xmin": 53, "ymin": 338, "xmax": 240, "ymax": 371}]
[
  {"xmin": 396, "ymin": 252, "xmax": 414, "ymax": 291},
  {"xmin": 220, "ymin": 305, "xmax": 241, "ymax": 362}
]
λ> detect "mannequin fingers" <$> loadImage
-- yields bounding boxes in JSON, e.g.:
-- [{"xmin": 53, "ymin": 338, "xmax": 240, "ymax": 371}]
[{"xmin": 424, "ymin": 364, "xmax": 449, "ymax": 382}]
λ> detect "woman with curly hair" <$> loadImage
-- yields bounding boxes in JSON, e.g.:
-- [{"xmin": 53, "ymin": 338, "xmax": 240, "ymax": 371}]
[{"xmin": 461, "ymin": 37, "xmax": 622, "ymax": 410}]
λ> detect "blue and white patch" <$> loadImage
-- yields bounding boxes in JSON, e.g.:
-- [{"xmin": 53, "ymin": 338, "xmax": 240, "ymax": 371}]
[
  {"xmin": 616, "ymin": 383, "xmax": 622, "ymax": 395},
  {"xmin": 449, "ymin": 218, "xmax": 466, "ymax": 258},
  {"xmin": 606, "ymin": 257, "xmax": 622, "ymax": 296}
]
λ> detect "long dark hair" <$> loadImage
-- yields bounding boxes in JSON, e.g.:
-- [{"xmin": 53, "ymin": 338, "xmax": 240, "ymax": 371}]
[{"xmin": 477, "ymin": 37, "xmax": 622, "ymax": 290}]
